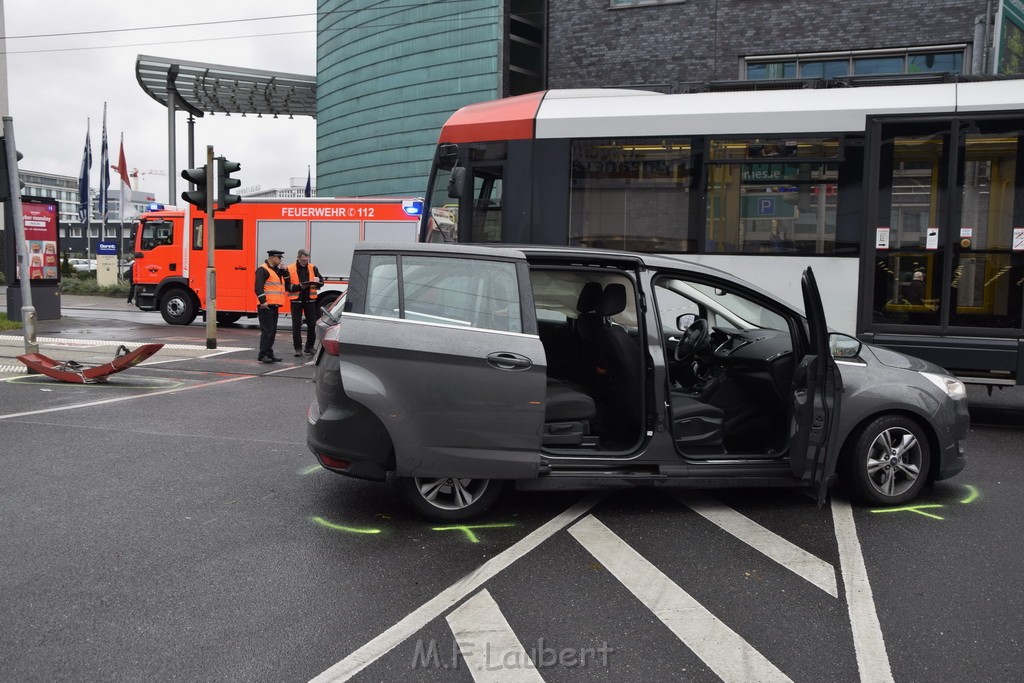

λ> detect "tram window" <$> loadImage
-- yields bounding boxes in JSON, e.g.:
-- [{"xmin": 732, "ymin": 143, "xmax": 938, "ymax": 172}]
[
  {"xmin": 949, "ymin": 130, "xmax": 1023, "ymax": 329},
  {"xmin": 470, "ymin": 167, "xmax": 503, "ymax": 243},
  {"xmin": 568, "ymin": 137, "xmax": 696, "ymax": 252},
  {"xmin": 705, "ymin": 137, "xmax": 842, "ymax": 255}
]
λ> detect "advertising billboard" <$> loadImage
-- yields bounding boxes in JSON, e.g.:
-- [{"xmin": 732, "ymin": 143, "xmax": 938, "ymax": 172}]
[{"xmin": 16, "ymin": 196, "xmax": 60, "ymax": 284}]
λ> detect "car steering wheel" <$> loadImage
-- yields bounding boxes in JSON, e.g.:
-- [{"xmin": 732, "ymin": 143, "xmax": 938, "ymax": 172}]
[{"xmin": 675, "ymin": 318, "xmax": 709, "ymax": 362}]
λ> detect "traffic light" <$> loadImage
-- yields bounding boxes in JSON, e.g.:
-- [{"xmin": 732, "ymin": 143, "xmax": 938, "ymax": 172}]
[
  {"xmin": 180, "ymin": 165, "xmax": 209, "ymax": 209},
  {"xmin": 216, "ymin": 156, "xmax": 241, "ymax": 210},
  {"xmin": 0, "ymin": 136, "xmax": 25, "ymax": 202}
]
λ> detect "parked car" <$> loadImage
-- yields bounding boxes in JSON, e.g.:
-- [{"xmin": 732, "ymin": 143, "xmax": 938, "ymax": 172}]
[
  {"xmin": 307, "ymin": 243, "xmax": 968, "ymax": 520},
  {"xmin": 68, "ymin": 258, "xmax": 97, "ymax": 272}
]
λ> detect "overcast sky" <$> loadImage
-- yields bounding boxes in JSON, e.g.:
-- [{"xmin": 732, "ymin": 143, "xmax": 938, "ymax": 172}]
[{"xmin": 2, "ymin": 0, "xmax": 317, "ymax": 204}]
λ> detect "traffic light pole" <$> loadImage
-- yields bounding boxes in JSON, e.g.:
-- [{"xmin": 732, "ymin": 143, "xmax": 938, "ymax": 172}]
[
  {"xmin": 205, "ymin": 145, "xmax": 217, "ymax": 350},
  {"xmin": 3, "ymin": 116, "xmax": 37, "ymax": 355}
]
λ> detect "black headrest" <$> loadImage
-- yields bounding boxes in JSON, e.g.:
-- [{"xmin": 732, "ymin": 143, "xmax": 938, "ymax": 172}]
[
  {"xmin": 576, "ymin": 282, "xmax": 603, "ymax": 313},
  {"xmin": 598, "ymin": 283, "xmax": 627, "ymax": 317}
]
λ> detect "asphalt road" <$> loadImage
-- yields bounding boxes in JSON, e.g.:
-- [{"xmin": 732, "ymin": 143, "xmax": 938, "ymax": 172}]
[{"xmin": 1, "ymin": 301, "xmax": 1022, "ymax": 681}]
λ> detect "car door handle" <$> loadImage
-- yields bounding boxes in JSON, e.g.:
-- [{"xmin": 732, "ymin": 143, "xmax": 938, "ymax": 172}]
[
  {"xmin": 486, "ymin": 352, "xmax": 533, "ymax": 370},
  {"xmin": 235, "ymin": 266, "xmax": 247, "ymax": 270}
]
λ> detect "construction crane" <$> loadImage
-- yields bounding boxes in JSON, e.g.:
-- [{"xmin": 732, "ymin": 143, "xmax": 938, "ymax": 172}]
[{"xmin": 128, "ymin": 168, "xmax": 167, "ymax": 191}]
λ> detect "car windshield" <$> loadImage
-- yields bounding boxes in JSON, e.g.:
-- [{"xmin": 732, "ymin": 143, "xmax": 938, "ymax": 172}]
[{"xmin": 659, "ymin": 279, "xmax": 789, "ymax": 332}]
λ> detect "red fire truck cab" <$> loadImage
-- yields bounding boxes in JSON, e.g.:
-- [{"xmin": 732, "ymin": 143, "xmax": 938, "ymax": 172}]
[{"xmin": 132, "ymin": 197, "xmax": 422, "ymax": 325}]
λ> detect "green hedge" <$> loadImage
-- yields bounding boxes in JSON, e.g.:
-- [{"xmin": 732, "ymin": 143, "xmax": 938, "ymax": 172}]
[{"xmin": 59, "ymin": 271, "xmax": 130, "ymax": 296}]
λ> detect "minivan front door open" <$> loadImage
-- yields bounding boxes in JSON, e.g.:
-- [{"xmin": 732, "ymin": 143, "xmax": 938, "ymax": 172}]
[{"xmin": 790, "ymin": 267, "xmax": 843, "ymax": 503}]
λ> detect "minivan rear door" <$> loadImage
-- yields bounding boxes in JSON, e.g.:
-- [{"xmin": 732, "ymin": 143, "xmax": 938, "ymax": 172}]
[
  {"xmin": 340, "ymin": 243, "xmax": 547, "ymax": 480},
  {"xmin": 790, "ymin": 267, "xmax": 844, "ymax": 503}
]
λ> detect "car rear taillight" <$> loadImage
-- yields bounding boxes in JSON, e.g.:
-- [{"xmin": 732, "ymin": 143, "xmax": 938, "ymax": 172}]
[
  {"xmin": 318, "ymin": 453, "xmax": 350, "ymax": 469},
  {"xmin": 321, "ymin": 324, "xmax": 341, "ymax": 356}
]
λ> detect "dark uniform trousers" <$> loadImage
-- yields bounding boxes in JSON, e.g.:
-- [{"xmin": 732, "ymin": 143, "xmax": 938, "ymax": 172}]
[
  {"xmin": 291, "ymin": 299, "xmax": 317, "ymax": 352},
  {"xmin": 258, "ymin": 305, "xmax": 280, "ymax": 358}
]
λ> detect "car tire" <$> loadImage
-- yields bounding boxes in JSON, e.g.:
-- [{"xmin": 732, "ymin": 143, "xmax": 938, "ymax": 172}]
[
  {"xmin": 160, "ymin": 289, "xmax": 198, "ymax": 326},
  {"xmin": 216, "ymin": 312, "xmax": 243, "ymax": 325},
  {"xmin": 841, "ymin": 414, "xmax": 930, "ymax": 506},
  {"xmin": 395, "ymin": 476, "xmax": 503, "ymax": 521}
]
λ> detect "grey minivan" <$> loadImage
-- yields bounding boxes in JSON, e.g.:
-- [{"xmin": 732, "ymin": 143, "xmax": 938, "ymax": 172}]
[{"xmin": 307, "ymin": 243, "xmax": 968, "ymax": 520}]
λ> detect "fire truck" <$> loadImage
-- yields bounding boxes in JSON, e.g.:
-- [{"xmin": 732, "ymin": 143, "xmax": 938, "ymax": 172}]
[{"xmin": 131, "ymin": 197, "xmax": 423, "ymax": 325}]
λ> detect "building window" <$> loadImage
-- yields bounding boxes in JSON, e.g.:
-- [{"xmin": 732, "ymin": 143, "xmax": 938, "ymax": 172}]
[
  {"xmin": 746, "ymin": 47, "xmax": 966, "ymax": 80},
  {"xmin": 609, "ymin": 0, "xmax": 686, "ymax": 7},
  {"xmin": 70, "ymin": 227, "xmax": 83, "ymax": 238}
]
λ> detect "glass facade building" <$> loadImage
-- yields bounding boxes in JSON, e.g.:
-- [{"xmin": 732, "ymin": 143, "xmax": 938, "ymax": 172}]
[{"xmin": 316, "ymin": 0, "xmax": 504, "ymax": 197}]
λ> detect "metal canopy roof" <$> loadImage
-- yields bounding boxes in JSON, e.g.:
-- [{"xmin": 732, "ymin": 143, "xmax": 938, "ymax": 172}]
[{"xmin": 135, "ymin": 54, "xmax": 317, "ymax": 119}]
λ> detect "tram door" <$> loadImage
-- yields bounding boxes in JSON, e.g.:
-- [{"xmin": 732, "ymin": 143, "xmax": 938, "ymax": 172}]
[{"xmin": 865, "ymin": 116, "xmax": 1024, "ymax": 374}]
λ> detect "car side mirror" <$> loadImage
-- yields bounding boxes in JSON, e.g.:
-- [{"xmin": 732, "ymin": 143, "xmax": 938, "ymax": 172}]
[
  {"xmin": 829, "ymin": 333, "xmax": 862, "ymax": 359},
  {"xmin": 448, "ymin": 166, "xmax": 466, "ymax": 199},
  {"xmin": 676, "ymin": 313, "xmax": 696, "ymax": 331}
]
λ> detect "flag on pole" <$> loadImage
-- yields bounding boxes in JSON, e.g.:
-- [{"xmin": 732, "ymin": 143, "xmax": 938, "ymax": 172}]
[
  {"xmin": 98, "ymin": 103, "xmax": 110, "ymax": 222},
  {"xmin": 77, "ymin": 121, "xmax": 92, "ymax": 225},
  {"xmin": 304, "ymin": 166, "xmax": 312, "ymax": 197},
  {"xmin": 116, "ymin": 134, "xmax": 133, "ymax": 221}
]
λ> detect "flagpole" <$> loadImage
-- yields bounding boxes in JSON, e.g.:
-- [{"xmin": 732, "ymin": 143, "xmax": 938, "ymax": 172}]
[
  {"xmin": 78, "ymin": 118, "xmax": 92, "ymax": 260},
  {"xmin": 99, "ymin": 103, "xmax": 108, "ymax": 262}
]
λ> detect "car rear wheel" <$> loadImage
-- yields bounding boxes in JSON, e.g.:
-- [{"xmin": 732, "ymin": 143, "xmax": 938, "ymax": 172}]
[
  {"xmin": 160, "ymin": 288, "xmax": 197, "ymax": 325},
  {"xmin": 395, "ymin": 476, "xmax": 502, "ymax": 520},
  {"xmin": 841, "ymin": 415, "xmax": 930, "ymax": 506}
]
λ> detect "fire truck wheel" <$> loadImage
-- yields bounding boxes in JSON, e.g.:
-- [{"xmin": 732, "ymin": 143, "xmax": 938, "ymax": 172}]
[{"xmin": 160, "ymin": 288, "xmax": 198, "ymax": 325}]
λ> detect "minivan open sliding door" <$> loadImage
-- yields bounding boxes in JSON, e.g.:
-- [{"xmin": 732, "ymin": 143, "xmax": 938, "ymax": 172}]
[
  {"xmin": 341, "ymin": 244, "xmax": 547, "ymax": 480},
  {"xmin": 790, "ymin": 267, "xmax": 843, "ymax": 503}
]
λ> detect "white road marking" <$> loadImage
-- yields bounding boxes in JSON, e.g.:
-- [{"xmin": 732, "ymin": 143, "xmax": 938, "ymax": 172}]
[
  {"xmin": 675, "ymin": 492, "xmax": 838, "ymax": 597},
  {"xmin": 831, "ymin": 498, "xmax": 894, "ymax": 683},
  {"xmin": 309, "ymin": 493, "xmax": 605, "ymax": 683},
  {"xmin": 568, "ymin": 514, "xmax": 792, "ymax": 683},
  {"xmin": 446, "ymin": 590, "xmax": 544, "ymax": 682},
  {"xmin": 0, "ymin": 364, "xmax": 296, "ymax": 420},
  {"xmin": 0, "ymin": 334, "xmax": 250, "ymax": 352}
]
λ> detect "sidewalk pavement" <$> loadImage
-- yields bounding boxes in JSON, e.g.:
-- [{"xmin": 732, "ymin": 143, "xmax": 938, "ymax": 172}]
[{"xmin": 0, "ymin": 286, "xmax": 136, "ymax": 313}]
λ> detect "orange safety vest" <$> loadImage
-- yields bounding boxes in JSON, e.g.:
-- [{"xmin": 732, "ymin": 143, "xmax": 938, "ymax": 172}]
[
  {"xmin": 260, "ymin": 263, "xmax": 287, "ymax": 307},
  {"xmin": 287, "ymin": 262, "xmax": 320, "ymax": 302}
]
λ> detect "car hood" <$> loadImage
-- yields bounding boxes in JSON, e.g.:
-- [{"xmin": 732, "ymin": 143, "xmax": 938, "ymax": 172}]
[{"xmin": 863, "ymin": 343, "xmax": 951, "ymax": 375}]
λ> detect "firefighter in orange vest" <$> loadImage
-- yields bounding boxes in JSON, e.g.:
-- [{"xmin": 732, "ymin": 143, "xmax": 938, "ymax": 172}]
[
  {"xmin": 255, "ymin": 249, "xmax": 287, "ymax": 363},
  {"xmin": 286, "ymin": 248, "xmax": 325, "ymax": 356}
]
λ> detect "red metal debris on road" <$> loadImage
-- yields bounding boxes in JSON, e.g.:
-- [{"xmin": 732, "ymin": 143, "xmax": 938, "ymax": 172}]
[{"xmin": 17, "ymin": 343, "xmax": 164, "ymax": 384}]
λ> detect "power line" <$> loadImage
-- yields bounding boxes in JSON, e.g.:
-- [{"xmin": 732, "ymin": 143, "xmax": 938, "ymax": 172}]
[
  {"xmin": 3, "ymin": 12, "xmax": 316, "ymax": 40},
  {"xmin": 2, "ymin": 1, "xmax": 508, "ymax": 41},
  {"xmin": 0, "ymin": 10, "xmax": 510, "ymax": 57},
  {"xmin": 1, "ymin": 30, "xmax": 312, "ymax": 56}
]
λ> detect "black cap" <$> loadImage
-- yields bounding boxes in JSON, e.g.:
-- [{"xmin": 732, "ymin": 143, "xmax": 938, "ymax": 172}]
[{"xmin": 267, "ymin": 249, "xmax": 284, "ymax": 257}]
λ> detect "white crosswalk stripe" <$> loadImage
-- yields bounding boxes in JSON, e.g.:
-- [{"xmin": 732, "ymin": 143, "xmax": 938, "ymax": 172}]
[
  {"xmin": 568, "ymin": 514, "xmax": 793, "ymax": 683},
  {"xmin": 447, "ymin": 590, "xmax": 545, "ymax": 683},
  {"xmin": 675, "ymin": 492, "xmax": 838, "ymax": 597},
  {"xmin": 312, "ymin": 493, "xmax": 887, "ymax": 683}
]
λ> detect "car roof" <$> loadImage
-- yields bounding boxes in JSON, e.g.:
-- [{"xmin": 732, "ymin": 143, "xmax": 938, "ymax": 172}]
[
  {"xmin": 355, "ymin": 241, "xmax": 812, "ymax": 319},
  {"xmin": 356, "ymin": 241, "xmax": 754, "ymax": 287}
]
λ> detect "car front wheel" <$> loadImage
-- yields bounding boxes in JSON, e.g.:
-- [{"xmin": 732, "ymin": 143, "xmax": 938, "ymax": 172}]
[
  {"xmin": 842, "ymin": 415, "xmax": 930, "ymax": 505},
  {"xmin": 395, "ymin": 476, "xmax": 503, "ymax": 520}
]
